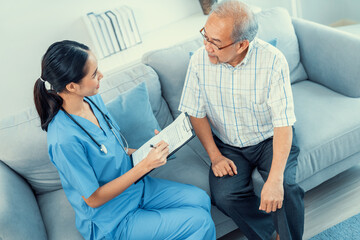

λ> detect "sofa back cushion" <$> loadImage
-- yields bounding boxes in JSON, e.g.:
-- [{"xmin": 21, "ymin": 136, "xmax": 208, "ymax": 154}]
[
  {"xmin": 143, "ymin": 8, "xmax": 308, "ymax": 119},
  {"xmin": 142, "ymin": 39, "xmax": 204, "ymax": 119},
  {"xmin": 256, "ymin": 7, "xmax": 308, "ymax": 84},
  {"xmin": 0, "ymin": 64, "xmax": 172, "ymax": 195},
  {"xmin": 0, "ymin": 108, "xmax": 62, "ymax": 194}
]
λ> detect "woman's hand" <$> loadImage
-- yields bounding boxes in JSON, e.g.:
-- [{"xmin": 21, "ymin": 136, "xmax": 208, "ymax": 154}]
[{"xmin": 141, "ymin": 140, "xmax": 169, "ymax": 172}]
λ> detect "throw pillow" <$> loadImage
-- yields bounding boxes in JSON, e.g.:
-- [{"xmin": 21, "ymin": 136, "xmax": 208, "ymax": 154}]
[
  {"xmin": 267, "ymin": 38, "xmax": 278, "ymax": 47},
  {"xmin": 106, "ymin": 81, "xmax": 161, "ymax": 149}
]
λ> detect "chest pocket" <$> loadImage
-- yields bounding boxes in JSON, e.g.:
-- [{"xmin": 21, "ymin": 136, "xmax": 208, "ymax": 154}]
[
  {"xmin": 234, "ymin": 101, "xmax": 272, "ymax": 131},
  {"xmin": 248, "ymin": 102, "xmax": 273, "ymax": 131}
]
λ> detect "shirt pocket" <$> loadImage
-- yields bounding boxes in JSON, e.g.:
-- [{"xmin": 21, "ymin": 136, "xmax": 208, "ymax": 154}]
[{"xmin": 249, "ymin": 102, "xmax": 272, "ymax": 131}]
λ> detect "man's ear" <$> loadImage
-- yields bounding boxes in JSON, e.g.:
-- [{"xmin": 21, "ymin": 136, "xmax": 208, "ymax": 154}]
[
  {"xmin": 65, "ymin": 82, "xmax": 79, "ymax": 93},
  {"xmin": 236, "ymin": 40, "xmax": 249, "ymax": 54}
]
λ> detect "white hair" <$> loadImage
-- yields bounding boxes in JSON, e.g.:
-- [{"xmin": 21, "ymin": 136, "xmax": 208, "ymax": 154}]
[{"xmin": 211, "ymin": 0, "xmax": 258, "ymax": 42}]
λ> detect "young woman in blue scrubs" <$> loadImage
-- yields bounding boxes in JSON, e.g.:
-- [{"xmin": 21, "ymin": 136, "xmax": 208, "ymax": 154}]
[{"xmin": 33, "ymin": 40, "xmax": 216, "ymax": 240}]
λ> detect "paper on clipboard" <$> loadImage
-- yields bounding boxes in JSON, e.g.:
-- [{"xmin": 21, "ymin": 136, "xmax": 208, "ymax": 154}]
[{"xmin": 131, "ymin": 112, "xmax": 195, "ymax": 167}]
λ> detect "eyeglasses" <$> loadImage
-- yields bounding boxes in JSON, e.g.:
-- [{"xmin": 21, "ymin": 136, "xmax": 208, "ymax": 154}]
[{"xmin": 200, "ymin": 27, "xmax": 238, "ymax": 51}]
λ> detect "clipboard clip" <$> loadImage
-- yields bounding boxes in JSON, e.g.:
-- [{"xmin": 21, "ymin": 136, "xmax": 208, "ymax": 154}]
[
  {"xmin": 185, "ymin": 112, "xmax": 193, "ymax": 130},
  {"xmin": 182, "ymin": 113, "xmax": 193, "ymax": 132}
]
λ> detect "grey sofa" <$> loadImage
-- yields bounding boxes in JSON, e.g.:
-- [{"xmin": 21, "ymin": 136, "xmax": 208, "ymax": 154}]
[{"xmin": 1, "ymin": 8, "xmax": 360, "ymax": 240}]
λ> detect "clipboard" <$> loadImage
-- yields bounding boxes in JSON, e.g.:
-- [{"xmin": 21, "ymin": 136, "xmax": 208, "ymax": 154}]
[
  {"xmin": 167, "ymin": 112, "xmax": 195, "ymax": 158},
  {"xmin": 132, "ymin": 112, "xmax": 195, "ymax": 183}
]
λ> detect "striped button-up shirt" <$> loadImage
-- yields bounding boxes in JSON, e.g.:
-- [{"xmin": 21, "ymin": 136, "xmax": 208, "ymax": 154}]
[{"xmin": 178, "ymin": 38, "xmax": 296, "ymax": 148}]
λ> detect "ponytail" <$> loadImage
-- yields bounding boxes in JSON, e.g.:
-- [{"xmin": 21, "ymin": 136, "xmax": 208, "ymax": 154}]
[{"xmin": 33, "ymin": 78, "xmax": 63, "ymax": 131}]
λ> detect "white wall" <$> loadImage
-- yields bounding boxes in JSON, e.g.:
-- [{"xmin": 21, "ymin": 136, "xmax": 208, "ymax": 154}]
[
  {"xmin": 0, "ymin": 0, "xmax": 201, "ymax": 119},
  {"xmin": 242, "ymin": 0, "xmax": 360, "ymax": 25},
  {"xmin": 301, "ymin": 0, "xmax": 360, "ymax": 25},
  {"xmin": 1, "ymin": 0, "xmax": 359, "ymax": 119}
]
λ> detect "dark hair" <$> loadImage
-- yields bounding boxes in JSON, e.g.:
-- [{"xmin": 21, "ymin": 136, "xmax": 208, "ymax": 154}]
[{"xmin": 33, "ymin": 40, "xmax": 90, "ymax": 131}]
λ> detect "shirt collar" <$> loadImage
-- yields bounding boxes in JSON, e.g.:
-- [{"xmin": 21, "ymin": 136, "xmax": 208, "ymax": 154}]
[{"xmin": 221, "ymin": 38, "xmax": 256, "ymax": 69}]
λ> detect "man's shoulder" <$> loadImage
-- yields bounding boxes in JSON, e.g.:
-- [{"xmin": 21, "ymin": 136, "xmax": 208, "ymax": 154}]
[
  {"xmin": 254, "ymin": 38, "xmax": 286, "ymax": 60},
  {"xmin": 251, "ymin": 38, "xmax": 288, "ymax": 67},
  {"xmin": 190, "ymin": 46, "xmax": 206, "ymax": 63}
]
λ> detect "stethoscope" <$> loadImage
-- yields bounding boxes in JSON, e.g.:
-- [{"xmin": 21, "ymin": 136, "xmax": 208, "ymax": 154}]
[{"xmin": 61, "ymin": 97, "xmax": 128, "ymax": 155}]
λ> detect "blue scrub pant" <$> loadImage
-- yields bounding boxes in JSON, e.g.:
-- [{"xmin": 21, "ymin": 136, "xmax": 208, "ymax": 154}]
[
  {"xmin": 210, "ymin": 129, "xmax": 304, "ymax": 240},
  {"xmin": 119, "ymin": 177, "xmax": 216, "ymax": 240}
]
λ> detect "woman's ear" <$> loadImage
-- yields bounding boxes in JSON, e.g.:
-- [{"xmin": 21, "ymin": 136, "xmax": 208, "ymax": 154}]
[{"xmin": 65, "ymin": 82, "xmax": 79, "ymax": 93}]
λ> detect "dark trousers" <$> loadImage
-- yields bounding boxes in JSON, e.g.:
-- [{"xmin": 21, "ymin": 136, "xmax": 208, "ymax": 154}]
[{"xmin": 210, "ymin": 129, "xmax": 304, "ymax": 240}]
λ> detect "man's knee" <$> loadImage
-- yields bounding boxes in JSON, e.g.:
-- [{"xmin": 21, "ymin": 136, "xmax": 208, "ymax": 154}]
[
  {"xmin": 283, "ymin": 181, "xmax": 304, "ymax": 199},
  {"xmin": 211, "ymin": 185, "xmax": 255, "ymax": 212}
]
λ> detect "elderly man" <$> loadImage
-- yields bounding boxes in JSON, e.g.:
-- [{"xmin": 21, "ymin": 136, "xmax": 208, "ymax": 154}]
[{"xmin": 178, "ymin": 1, "xmax": 304, "ymax": 239}]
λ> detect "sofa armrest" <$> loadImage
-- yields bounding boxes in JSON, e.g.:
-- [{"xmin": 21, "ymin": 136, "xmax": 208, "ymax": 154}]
[
  {"xmin": 293, "ymin": 18, "xmax": 360, "ymax": 98},
  {"xmin": 0, "ymin": 161, "xmax": 47, "ymax": 240}
]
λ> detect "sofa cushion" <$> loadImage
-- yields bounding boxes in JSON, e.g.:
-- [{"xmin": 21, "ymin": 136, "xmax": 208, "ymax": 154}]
[
  {"xmin": 0, "ymin": 108, "xmax": 62, "ymax": 194},
  {"xmin": 149, "ymin": 143, "xmax": 211, "ymax": 195},
  {"xmin": 106, "ymin": 81, "xmax": 161, "ymax": 149},
  {"xmin": 256, "ymin": 7, "xmax": 308, "ymax": 84},
  {"xmin": 37, "ymin": 189, "xmax": 83, "ymax": 240},
  {"xmin": 292, "ymin": 80, "xmax": 360, "ymax": 183},
  {"xmin": 148, "ymin": 141, "xmax": 239, "ymax": 238},
  {"xmin": 142, "ymin": 38, "xmax": 204, "ymax": 119},
  {"xmin": 100, "ymin": 64, "xmax": 174, "ymax": 129}
]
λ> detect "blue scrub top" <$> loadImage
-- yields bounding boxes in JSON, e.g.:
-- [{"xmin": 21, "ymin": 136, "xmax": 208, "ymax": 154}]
[{"xmin": 47, "ymin": 94, "xmax": 144, "ymax": 240}]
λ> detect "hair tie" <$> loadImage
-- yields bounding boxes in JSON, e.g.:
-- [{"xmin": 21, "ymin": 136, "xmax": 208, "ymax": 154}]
[{"xmin": 40, "ymin": 77, "xmax": 54, "ymax": 91}]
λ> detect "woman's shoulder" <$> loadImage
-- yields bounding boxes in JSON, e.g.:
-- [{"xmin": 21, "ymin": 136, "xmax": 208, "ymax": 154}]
[{"xmin": 47, "ymin": 110, "xmax": 80, "ymax": 144}]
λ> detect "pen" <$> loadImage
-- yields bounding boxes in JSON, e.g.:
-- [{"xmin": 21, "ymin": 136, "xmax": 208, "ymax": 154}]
[{"xmin": 150, "ymin": 144, "xmax": 157, "ymax": 149}]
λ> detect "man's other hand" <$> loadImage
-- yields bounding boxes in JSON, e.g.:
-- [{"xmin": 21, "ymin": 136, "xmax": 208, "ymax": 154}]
[
  {"xmin": 259, "ymin": 179, "xmax": 284, "ymax": 213},
  {"xmin": 211, "ymin": 155, "xmax": 237, "ymax": 177}
]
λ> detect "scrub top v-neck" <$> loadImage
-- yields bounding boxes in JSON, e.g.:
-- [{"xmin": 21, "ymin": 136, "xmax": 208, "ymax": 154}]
[{"xmin": 47, "ymin": 94, "xmax": 144, "ymax": 240}]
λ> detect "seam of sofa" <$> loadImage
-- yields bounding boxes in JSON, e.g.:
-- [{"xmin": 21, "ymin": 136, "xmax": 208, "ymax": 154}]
[
  {"xmin": 0, "ymin": 115, "xmax": 40, "ymax": 130},
  {"xmin": 102, "ymin": 73, "xmax": 157, "ymax": 92},
  {"xmin": 187, "ymin": 143, "xmax": 211, "ymax": 167},
  {"xmin": 300, "ymin": 124, "xmax": 360, "ymax": 154},
  {"xmin": 297, "ymin": 126, "xmax": 360, "ymax": 182},
  {"xmin": 299, "ymin": 150, "xmax": 360, "ymax": 186}
]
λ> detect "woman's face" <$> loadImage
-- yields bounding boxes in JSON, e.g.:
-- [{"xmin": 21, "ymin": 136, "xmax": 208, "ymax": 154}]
[{"xmin": 76, "ymin": 51, "xmax": 103, "ymax": 96}]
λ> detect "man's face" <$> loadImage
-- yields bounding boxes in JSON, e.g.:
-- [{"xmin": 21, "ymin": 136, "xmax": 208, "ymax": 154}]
[{"xmin": 203, "ymin": 13, "xmax": 247, "ymax": 66}]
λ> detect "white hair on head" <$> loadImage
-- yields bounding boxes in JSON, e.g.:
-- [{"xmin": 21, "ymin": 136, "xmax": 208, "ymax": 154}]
[{"xmin": 210, "ymin": 0, "xmax": 258, "ymax": 42}]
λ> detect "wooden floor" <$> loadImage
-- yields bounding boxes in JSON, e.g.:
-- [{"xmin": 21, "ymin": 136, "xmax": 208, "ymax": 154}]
[{"xmin": 219, "ymin": 164, "xmax": 360, "ymax": 240}]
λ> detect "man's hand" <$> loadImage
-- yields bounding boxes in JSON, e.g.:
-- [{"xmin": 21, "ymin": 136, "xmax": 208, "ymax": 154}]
[
  {"xmin": 259, "ymin": 179, "xmax": 284, "ymax": 213},
  {"xmin": 211, "ymin": 155, "xmax": 237, "ymax": 177}
]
